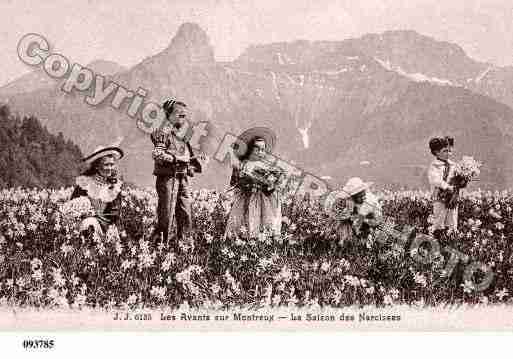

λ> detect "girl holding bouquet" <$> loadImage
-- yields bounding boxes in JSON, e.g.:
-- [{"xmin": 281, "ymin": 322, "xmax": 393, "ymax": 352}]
[
  {"xmin": 224, "ymin": 127, "xmax": 282, "ymax": 239},
  {"xmin": 69, "ymin": 145, "xmax": 124, "ymax": 237}
]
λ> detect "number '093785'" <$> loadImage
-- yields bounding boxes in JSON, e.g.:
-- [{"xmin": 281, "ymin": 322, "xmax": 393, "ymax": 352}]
[{"xmin": 22, "ymin": 339, "xmax": 55, "ymax": 350}]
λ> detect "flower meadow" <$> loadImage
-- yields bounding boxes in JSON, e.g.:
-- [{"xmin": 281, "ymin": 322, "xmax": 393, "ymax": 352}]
[{"xmin": 0, "ymin": 186, "xmax": 512, "ymax": 310}]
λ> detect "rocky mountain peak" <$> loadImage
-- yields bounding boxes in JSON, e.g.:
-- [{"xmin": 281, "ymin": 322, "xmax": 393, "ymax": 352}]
[
  {"xmin": 164, "ymin": 22, "xmax": 215, "ymax": 64},
  {"xmin": 85, "ymin": 60, "xmax": 126, "ymax": 75}
]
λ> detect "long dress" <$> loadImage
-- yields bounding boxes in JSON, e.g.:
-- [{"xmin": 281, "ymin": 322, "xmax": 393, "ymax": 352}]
[
  {"xmin": 224, "ymin": 159, "xmax": 282, "ymax": 239},
  {"xmin": 70, "ymin": 174, "xmax": 123, "ymax": 236}
]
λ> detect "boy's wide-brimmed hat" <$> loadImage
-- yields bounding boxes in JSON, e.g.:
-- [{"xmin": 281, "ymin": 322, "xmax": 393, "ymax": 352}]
[
  {"xmin": 82, "ymin": 142, "xmax": 124, "ymax": 164},
  {"xmin": 233, "ymin": 127, "xmax": 277, "ymax": 159},
  {"xmin": 341, "ymin": 177, "xmax": 373, "ymax": 197}
]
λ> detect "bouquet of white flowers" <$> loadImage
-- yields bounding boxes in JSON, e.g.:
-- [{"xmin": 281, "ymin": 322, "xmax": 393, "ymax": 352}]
[
  {"xmin": 452, "ymin": 156, "xmax": 481, "ymax": 186},
  {"xmin": 443, "ymin": 156, "xmax": 482, "ymax": 209},
  {"xmin": 59, "ymin": 196, "xmax": 95, "ymax": 219},
  {"xmin": 240, "ymin": 158, "xmax": 285, "ymax": 189}
]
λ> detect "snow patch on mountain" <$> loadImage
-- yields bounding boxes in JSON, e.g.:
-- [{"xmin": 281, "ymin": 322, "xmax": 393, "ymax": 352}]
[
  {"xmin": 276, "ymin": 53, "xmax": 285, "ymax": 65},
  {"xmin": 299, "ymin": 74, "xmax": 305, "ymax": 87},
  {"xmin": 313, "ymin": 68, "xmax": 349, "ymax": 76},
  {"xmin": 269, "ymin": 71, "xmax": 281, "ymax": 102},
  {"xmin": 374, "ymin": 58, "xmax": 455, "ymax": 86},
  {"xmin": 475, "ymin": 66, "xmax": 493, "ymax": 84},
  {"xmin": 276, "ymin": 52, "xmax": 294, "ymax": 65},
  {"xmin": 298, "ymin": 126, "xmax": 310, "ymax": 149}
]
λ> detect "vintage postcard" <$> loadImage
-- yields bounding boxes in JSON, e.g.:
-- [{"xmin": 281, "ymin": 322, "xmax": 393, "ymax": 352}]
[{"xmin": 1, "ymin": 0, "xmax": 512, "ymax": 341}]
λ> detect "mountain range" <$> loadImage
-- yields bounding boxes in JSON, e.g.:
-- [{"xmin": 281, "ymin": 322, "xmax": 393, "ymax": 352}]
[{"xmin": 2, "ymin": 23, "xmax": 513, "ymax": 190}]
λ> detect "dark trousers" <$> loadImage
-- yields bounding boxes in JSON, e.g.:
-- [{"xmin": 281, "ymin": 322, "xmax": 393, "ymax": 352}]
[{"xmin": 155, "ymin": 175, "xmax": 191, "ymax": 244}]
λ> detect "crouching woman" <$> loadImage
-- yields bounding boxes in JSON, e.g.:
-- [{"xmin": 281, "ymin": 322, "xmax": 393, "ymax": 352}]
[
  {"xmin": 70, "ymin": 145, "xmax": 124, "ymax": 237},
  {"xmin": 335, "ymin": 177, "xmax": 382, "ymax": 246}
]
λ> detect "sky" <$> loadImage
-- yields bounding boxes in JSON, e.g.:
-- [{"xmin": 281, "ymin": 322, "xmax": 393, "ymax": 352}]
[{"xmin": 1, "ymin": 0, "xmax": 513, "ymax": 87}]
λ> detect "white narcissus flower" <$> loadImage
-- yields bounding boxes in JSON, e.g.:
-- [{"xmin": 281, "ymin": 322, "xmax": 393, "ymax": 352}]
[
  {"xmin": 339, "ymin": 258, "xmax": 351, "ymax": 270},
  {"xmin": 51, "ymin": 268, "xmax": 66, "ymax": 287},
  {"xmin": 276, "ymin": 266, "xmax": 292, "ymax": 282},
  {"xmin": 210, "ymin": 284, "xmax": 221, "ymax": 295},
  {"xmin": 331, "ymin": 289, "xmax": 342, "ymax": 305},
  {"xmin": 30, "ymin": 258, "xmax": 42, "ymax": 271},
  {"xmin": 114, "ymin": 241, "xmax": 123, "ymax": 255},
  {"xmin": 204, "ymin": 233, "xmax": 213, "ymax": 244},
  {"xmin": 383, "ymin": 295, "xmax": 393, "ymax": 306},
  {"xmin": 73, "ymin": 294, "xmax": 87, "ymax": 308},
  {"xmin": 127, "ymin": 294, "xmax": 138, "ymax": 304},
  {"xmin": 390, "ymin": 289, "xmax": 400, "ymax": 299},
  {"xmin": 161, "ymin": 253, "xmax": 176, "ymax": 271},
  {"xmin": 414, "ymin": 273, "xmax": 427, "ymax": 287},
  {"xmin": 461, "ymin": 280, "xmax": 475, "ymax": 294},
  {"xmin": 106, "ymin": 225, "xmax": 120, "ymax": 243},
  {"xmin": 150, "ymin": 286, "xmax": 166, "ymax": 300},
  {"xmin": 16, "ymin": 276, "xmax": 28, "ymax": 288},
  {"xmin": 71, "ymin": 273, "xmax": 80, "ymax": 287},
  {"xmin": 496, "ymin": 288, "xmax": 509, "ymax": 301},
  {"xmin": 60, "ymin": 242, "xmax": 73, "ymax": 256},
  {"xmin": 320, "ymin": 261, "xmax": 331, "ymax": 272},
  {"xmin": 344, "ymin": 275, "xmax": 360, "ymax": 287}
]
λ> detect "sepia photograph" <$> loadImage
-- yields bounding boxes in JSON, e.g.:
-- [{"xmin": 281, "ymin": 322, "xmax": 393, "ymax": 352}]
[{"xmin": 1, "ymin": 1, "xmax": 513, "ymax": 351}]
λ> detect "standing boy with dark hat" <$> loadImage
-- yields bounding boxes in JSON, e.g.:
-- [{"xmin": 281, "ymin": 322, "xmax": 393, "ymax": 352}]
[
  {"xmin": 427, "ymin": 136, "xmax": 457, "ymax": 237},
  {"xmin": 150, "ymin": 99, "xmax": 203, "ymax": 248}
]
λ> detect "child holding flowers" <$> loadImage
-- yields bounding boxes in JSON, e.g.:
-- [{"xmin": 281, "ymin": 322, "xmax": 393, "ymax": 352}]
[
  {"xmin": 428, "ymin": 136, "xmax": 458, "ymax": 235},
  {"xmin": 427, "ymin": 136, "xmax": 481, "ymax": 236},
  {"xmin": 224, "ymin": 127, "xmax": 283, "ymax": 239}
]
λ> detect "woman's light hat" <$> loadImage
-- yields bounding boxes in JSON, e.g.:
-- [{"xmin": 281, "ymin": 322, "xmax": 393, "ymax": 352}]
[
  {"xmin": 341, "ymin": 177, "xmax": 373, "ymax": 197},
  {"xmin": 233, "ymin": 127, "xmax": 276, "ymax": 159},
  {"xmin": 82, "ymin": 138, "xmax": 124, "ymax": 164}
]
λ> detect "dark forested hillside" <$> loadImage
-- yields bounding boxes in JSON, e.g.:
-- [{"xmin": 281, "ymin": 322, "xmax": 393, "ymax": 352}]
[{"xmin": 0, "ymin": 104, "xmax": 83, "ymax": 189}]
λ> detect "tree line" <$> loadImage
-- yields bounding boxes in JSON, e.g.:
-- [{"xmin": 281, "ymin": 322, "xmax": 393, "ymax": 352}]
[{"xmin": 0, "ymin": 104, "xmax": 83, "ymax": 189}]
